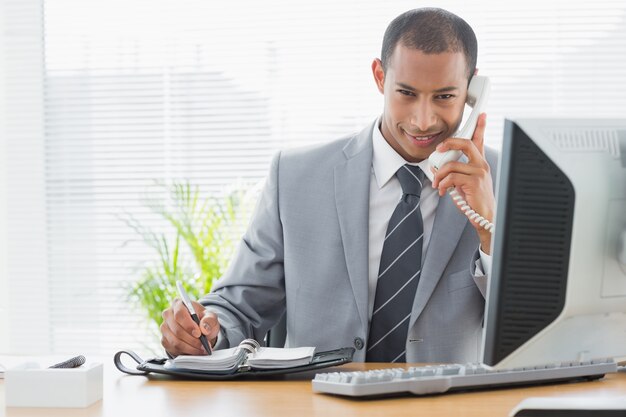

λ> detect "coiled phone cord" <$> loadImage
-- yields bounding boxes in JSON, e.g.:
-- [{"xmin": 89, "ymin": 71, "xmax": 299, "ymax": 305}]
[{"xmin": 448, "ymin": 188, "xmax": 495, "ymax": 233}]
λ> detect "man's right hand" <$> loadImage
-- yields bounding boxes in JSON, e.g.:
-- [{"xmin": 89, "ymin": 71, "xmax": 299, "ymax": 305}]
[{"xmin": 160, "ymin": 298, "xmax": 221, "ymax": 356}]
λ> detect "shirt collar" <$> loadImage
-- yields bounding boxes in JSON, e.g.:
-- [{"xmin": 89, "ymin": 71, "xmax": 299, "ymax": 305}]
[{"xmin": 372, "ymin": 116, "xmax": 432, "ymax": 189}]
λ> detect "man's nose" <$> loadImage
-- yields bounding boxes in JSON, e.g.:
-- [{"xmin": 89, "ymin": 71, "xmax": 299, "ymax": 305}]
[{"xmin": 410, "ymin": 100, "xmax": 437, "ymax": 132}]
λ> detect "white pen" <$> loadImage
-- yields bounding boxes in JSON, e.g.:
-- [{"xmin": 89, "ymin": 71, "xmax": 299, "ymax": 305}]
[{"xmin": 176, "ymin": 280, "xmax": 212, "ymax": 355}]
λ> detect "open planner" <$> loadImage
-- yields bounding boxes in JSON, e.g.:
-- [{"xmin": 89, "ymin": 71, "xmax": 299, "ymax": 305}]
[
  {"xmin": 114, "ymin": 340, "xmax": 354, "ymax": 380},
  {"xmin": 166, "ymin": 339, "xmax": 316, "ymax": 373}
]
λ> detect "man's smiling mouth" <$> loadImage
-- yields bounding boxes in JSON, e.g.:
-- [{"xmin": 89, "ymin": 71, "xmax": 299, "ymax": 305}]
[{"xmin": 403, "ymin": 130, "xmax": 442, "ymax": 145}]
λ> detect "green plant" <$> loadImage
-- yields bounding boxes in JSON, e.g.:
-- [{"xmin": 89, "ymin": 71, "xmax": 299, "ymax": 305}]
[{"xmin": 121, "ymin": 180, "xmax": 255, "ymax": 340}]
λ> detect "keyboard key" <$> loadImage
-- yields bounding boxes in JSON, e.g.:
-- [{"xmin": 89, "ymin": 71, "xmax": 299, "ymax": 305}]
[{"xmin": 441, "ymin": 366, "xmax": 461, "ymax": 375}]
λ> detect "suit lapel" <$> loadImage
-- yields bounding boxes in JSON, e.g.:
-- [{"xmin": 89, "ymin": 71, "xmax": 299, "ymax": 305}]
[
  {"xmin": 409, "ymin": 192, "xmax": 468, "ymax": 329},
  {"xmin": 334, "ymin": 122, "xmax": 375, "ymax": 331}
]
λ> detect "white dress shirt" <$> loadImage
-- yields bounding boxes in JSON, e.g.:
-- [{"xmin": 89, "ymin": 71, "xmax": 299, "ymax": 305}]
[{"xmin": 368, "ymin": 118, "xmax": 491, "ymax": 319}]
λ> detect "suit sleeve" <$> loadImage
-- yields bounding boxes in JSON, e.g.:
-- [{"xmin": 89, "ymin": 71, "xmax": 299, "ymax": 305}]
[
  {"xmin": 470, "ymin": 146, "xmax": 499, "ymax": 300},
  {"xmin": 198, "ymin": 151, "xmax": 286, "ymax": 349}
]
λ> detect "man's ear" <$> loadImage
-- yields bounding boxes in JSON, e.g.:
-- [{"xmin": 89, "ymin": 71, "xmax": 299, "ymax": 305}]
[
  {"xmin": 474, "ymin": 67, "xmax": 479, "ymax": 76},
  {"xmin": 372, "ymin": 58, "xmax": 385, "ymax": 94}
]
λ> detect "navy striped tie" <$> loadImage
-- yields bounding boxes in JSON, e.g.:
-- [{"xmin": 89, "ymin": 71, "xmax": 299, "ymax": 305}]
[{"xmin": 366, "ymin": 164, "xmax": 425, "ymax": 363}]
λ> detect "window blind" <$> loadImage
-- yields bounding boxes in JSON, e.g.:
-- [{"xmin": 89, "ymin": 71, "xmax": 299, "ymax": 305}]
[
  {"xmin": 0, "ymin": 0, "xmax": 50, "ymax": 354},
  {"xmin": 2, "ymin": 0, "xmax": 625, "ymax": 355}
]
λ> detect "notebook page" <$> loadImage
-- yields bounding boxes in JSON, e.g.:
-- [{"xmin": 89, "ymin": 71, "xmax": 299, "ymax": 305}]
[
  {"xmin": 246, "ymin": 347, "xmax": 315, "ymax": 369},
  {"xmin": 165, "ymin": 346, "xmax": 246, "ymax": 372}
]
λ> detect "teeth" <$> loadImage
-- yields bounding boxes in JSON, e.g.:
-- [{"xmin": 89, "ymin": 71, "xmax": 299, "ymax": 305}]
[{"xmin": 411, "ymin": 133, "xmax": 438, "ymax": 140}]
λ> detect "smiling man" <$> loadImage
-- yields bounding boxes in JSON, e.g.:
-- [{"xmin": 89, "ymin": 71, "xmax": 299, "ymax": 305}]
[{"xmin": 160, "ymin": 7, "xmax": 498, "ymax": 364}]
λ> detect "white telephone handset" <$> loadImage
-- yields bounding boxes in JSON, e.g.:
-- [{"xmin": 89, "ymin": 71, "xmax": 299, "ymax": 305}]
[{"xmin": 427, "ymin": 75, "xmax": 494, "ymax": 233}]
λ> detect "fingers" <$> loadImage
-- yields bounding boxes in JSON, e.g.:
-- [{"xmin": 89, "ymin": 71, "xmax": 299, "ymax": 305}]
[
  {"xmin": 173, "ymin": 298, "xmax": 202, "ymax": 337},
  {"xmin": 431, "ymin": 160, "xmax": 486, "ymax": 192},
  {"xmin": 435, "ymin": 137, "xmax": 486, "ymax": 167},
  {"xmin": 435, "ymin": 171, "xmax": 479, "ymax": 196},
  {"xmin": 161, "ymin": 321, "xmax": 206, "ymax": 356},
  {"xmin": 435, "ymin": 170, "xmax": 495, "ymax": 221},
  {"xmin": 191, "ymin": 300, "xmax": 207, "ymax": 317},
  {"xmin": 471, "ymin": 113, "xmax": 487, "ymax": 154},
  {"xmin": 435, "ymin": 112, "xmax": 488, "ymax": 165},
  {"xmin": 160, "ymin": 298, "xmax": 206, "ymax": 356},
  {"xmin": 431, "ymin": 163, "xmax": 496, "ymax": 239},
  {"xmin": 199, "ymin": 310, "xmax": 221, "ymax": 346}
]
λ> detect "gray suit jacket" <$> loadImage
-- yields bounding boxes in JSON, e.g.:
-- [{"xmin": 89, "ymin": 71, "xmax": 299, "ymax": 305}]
[{"xmin": 200, "ymin": 119, "xmax": 499, "ymax": 363}]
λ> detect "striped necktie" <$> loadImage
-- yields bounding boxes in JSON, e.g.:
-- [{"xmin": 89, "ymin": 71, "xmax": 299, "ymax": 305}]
[{"xmin": 366, "ymin": 164, "xmax": 425, "ymax": 363}]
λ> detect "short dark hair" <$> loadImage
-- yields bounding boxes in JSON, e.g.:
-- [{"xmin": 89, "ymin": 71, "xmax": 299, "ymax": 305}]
[{"xmin": 381, "ymin": 8, "xmax": 478, "ymax": 80}]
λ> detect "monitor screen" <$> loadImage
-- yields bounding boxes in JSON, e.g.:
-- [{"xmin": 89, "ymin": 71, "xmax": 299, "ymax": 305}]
[{"xmin": 482, "ymin": 118, "xmax": 626, "ymax": 368}]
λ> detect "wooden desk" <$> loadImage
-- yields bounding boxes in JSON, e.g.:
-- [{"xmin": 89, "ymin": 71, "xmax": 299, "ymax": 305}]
[{"xmin": 2, "ymin": 362, "xmax": 625, "ymax": 417}]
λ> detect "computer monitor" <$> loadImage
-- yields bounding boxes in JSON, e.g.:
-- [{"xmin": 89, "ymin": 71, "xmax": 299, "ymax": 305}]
[{"xmin": 482, "ymin": 118, "xmax": 626, "ymax": 369}]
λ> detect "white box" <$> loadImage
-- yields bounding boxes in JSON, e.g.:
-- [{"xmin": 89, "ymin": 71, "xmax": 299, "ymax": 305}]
[{"xmin": 5, "ymin": 361, "xmax": 103, "ymax": 408}]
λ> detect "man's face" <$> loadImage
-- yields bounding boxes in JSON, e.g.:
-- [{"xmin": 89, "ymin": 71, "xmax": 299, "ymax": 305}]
[{"xmin": 373, "ymin": 44, "xmax": 469, "ymax": 162}]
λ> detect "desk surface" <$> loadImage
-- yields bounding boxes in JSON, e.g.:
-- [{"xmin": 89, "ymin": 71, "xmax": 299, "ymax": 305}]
[{"xmin": 2, "ymin": 361, "xmax": 625, "ymax": 417}]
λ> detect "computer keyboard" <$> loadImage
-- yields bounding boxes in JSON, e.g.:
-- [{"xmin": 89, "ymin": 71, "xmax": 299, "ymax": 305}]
[{"xmin": 312, "ymin": 359, "xmax": 617, "ymax": 397}]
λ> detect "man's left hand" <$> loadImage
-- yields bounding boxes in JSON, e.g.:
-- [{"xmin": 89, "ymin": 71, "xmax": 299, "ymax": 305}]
[{"xmin": 431, "ymin": 113, "xmax": 494, "ymax": 254}]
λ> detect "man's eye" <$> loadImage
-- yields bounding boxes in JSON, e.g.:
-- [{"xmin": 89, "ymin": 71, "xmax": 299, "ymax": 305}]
[
  {"xmin": 436, "ymin": 94, "xmax": 454, "ymax": 100},
  {"xmin": 398, "ymin": 89, "xmax": 415, "ymax": 97}
]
